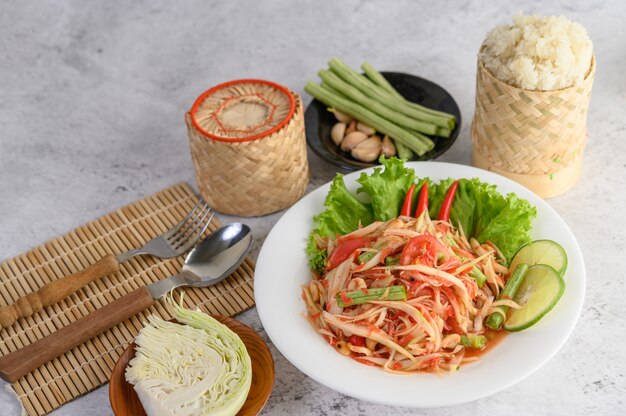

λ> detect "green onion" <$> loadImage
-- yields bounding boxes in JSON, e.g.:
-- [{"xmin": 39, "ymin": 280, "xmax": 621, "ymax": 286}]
[{"xmin": 336, "ymin": 286, "xmax": 406, "ymax": 307}]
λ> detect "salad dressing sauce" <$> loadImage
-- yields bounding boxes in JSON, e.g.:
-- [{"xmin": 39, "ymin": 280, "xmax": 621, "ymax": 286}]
[{"xmin": 464, "ymin": 329, "xmax": 509, "ymax": 359}]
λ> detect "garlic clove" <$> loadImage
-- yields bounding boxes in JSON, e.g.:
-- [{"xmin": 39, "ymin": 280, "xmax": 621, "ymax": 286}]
[
  {"xmin": 365, "ymin": 338, "xmax": 377, "ymax": 351},
  {"xmin": 356, "ymin": 122, "xmax": 375, "ymax": 135},
  {"xmin": 351, "ymin": 135, "xmax": 382, "ymax": 162},
  {"xmin": 381, "ymin": 135, "xmax": 397, "ymax": 157},
  {"xmin": 340, "ymin": 131, "xmax": 368, "ymax": 152},
  {"xmin": 332, "ymin": 109, "xmax": 353, "ymax": 124},
  {"xmin": 331, "ymin": 122, "xmax": 347, "ymax": 146},
  {"xmin": 345, "ymin": 120, "xmax": 357, "ymax": 135}
]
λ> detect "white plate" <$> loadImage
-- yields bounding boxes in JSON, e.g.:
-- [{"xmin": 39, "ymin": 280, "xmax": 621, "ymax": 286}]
[{"xmin": 255, "ymin": 162, "xmax": 585, "ymax": 408}]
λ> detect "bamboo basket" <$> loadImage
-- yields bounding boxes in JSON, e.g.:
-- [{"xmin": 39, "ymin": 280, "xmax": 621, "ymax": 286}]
[
  {"xmin": 471, "ymin": 55, "xmax": 595, "ymax": 198},
  {"xmin": 186, "ymin": 79, "xmax": 309, "ymax": 216}
]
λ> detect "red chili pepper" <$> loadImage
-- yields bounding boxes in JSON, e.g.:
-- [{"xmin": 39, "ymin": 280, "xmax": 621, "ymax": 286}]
[
  {"xmin": 400, "ymin": 184, "xmax": 416, "ymax": 217},
  {"xmin": 326, "ymin": 237, "xmax": 369, "ymax": 270},
  {"xmin": 348, "ymin": 335, "xmax": 365, "ymax": 347},
  {"xmin": 438, "ymin": 180, "xmax": 459, "ymax": 222},
  {"xmin": 414, "ymin": 182, "xmax": 429, "ymax": 217}
]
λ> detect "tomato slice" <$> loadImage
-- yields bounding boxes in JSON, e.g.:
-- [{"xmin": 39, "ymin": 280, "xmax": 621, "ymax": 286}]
[
  {"xmin": 349, "ymin": 335, "xmax": 365, "ymax": 347},
  {"xmin": 445, "ymin": 316, "xmax": 464, "ymax": 334},
  {"xmin": 326, "ymin": 237, "xmax": 369, "ymax": 270},
  {"xmin": 400, "ymin": 235, "xmax": 447, "ymax": 266}
]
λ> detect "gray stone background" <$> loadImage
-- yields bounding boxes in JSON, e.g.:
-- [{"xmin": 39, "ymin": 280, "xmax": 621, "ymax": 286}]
[{"xmin": 0, "ymin": 0, "xmax": 624, "ymax": 415}]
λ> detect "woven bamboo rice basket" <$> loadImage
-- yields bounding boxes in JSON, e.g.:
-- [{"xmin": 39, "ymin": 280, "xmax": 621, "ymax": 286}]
[
  {"xmin": 471, "ymin": 55, "xmax": 595, "ymax": 198},
  {"xmin": 187, "ymin": 79, "xmax": 309, "ymax": 216}
]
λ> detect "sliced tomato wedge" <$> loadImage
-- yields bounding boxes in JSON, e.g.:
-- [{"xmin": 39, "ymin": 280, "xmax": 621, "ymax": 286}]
[
  {"xmin": 400, "ymin": 235, "xmax": 448, "ymax": 266},
  {"xmin": 326, "ymin": 237, "xmax": 369, "ymax": 270},
  {"xmin": 444, "ymin": 316, "xmax": 464, "ymax": 335},
  {"xmin": 349, "ymin": 335, "xmax": 365, "ymax": 347}
]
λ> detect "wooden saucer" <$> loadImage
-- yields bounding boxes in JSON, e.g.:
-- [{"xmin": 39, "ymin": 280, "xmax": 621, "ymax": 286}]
[{"xmin": 109, "ymin": 316, "xmax": 274, "ymax": 416}]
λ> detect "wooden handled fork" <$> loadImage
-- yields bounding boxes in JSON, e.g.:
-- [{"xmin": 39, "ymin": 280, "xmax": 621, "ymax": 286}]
[{"xmin": 0, "ymin": 201, "xmax": 213, "ymax": 329}]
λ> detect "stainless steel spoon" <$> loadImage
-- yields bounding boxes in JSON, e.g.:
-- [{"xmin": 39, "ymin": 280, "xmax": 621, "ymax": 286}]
[{"xmin": 0, "ymin": 223, "xmax": 252, "ymax": 383}]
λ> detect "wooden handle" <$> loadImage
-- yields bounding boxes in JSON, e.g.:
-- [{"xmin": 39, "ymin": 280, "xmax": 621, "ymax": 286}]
[
  {"xmin": 0, "ymin": 286, "xmax": 154, "ymax": 383},
  {"xmin": 0, "ymin": 254, "xmax": 120, "ymax": 329}
]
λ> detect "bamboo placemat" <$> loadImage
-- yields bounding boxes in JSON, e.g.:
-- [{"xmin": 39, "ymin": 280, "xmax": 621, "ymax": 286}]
[{"xmin": 0, "ymin": 183, "xmax": 256, "ymax": 415}]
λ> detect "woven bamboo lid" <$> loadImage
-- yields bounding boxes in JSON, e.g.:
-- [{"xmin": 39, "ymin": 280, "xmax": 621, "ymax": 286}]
[
  {"xmin": 187, "ymin": 79, "xmax": 309, "ymax": 216},
  {"xmin": 189, "ymin": 79, "xmax": 296, "ymax": 142}
]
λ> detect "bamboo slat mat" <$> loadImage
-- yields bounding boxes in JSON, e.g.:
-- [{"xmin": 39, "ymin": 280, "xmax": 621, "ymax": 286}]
[{"xmin": 0, "ymin": 183, "xmax": 256, "ymax": 415}]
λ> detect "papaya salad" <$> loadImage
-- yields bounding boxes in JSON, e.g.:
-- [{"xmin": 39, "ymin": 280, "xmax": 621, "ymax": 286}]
[{"xmin": 302, "ymin": 157, "xmax": 567, "ymax": 374}]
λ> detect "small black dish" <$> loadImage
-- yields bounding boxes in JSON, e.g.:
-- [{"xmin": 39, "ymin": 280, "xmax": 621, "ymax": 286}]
[{"xmin": 304, "ymin": 72, "xmax": 462, "ymax": 171}]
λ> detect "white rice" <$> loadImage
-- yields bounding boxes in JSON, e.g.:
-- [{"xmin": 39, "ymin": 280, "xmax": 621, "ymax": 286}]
[{"xmin": 479, "ymin": 15, "xmax": 593, "ymax": 91}]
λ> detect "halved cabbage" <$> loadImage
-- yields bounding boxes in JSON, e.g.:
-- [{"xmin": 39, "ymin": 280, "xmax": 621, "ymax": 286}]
[{"xmin": 125, "ymin": 296, "xmax": 252, "ymax": 416}]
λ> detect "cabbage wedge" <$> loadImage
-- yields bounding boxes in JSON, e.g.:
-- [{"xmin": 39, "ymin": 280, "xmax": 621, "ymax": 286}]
[{"xmin": 125, "ymin": 296, "xmax": 252, "ymax": 416}]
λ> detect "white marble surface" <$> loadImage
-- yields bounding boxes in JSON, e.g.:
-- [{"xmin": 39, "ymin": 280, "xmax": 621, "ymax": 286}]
[{"xmin": 0, "ymin": 0, "xmax": 625, "ymax": 415}]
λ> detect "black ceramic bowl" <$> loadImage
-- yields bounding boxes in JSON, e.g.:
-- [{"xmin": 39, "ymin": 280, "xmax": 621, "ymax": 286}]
[{"xmin": 305, "ymin": 72, "xmax": 461, "ymax": 171}]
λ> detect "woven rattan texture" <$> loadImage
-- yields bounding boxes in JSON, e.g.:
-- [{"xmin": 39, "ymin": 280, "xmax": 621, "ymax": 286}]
[
  {"xmin": 0, "ymin": 183, "xmax": 255, "ymax": 415},
  {"xmin": 472, "ymin": 57, "xmax": 595, "ymax": 176},
  {"xmin": 188, "ymin": 91, "xmax": 309, "ymax": 217},
  {"xmin": 194, "ymin": 82, "xmax": 293, "ymax": 140}
]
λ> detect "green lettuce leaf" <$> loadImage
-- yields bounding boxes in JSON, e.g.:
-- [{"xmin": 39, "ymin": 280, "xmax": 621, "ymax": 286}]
[
  {"xmin": 306, "ymin": 174, "xmax": 373, "ymax": 273},
  {"xmin": 427, "ymin": 178, "xmax": 536, "ymax": 262},
  {"xmin": 356, "ymin": 157, "xmax": 415, "ymax": 221},
  {"xmin": 306, "ymin": 158, "xmax": 536, "ymax": 271},
  {"xmin": 472, "ymin": 191, "xmax": 536, "ymax": 261}
]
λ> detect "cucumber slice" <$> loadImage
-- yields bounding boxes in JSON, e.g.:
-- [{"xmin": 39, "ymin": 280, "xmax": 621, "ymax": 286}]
[
  {"xmin": 504, "ymin": 264, "xmax": 565, "ymax": 332},
  {"xmin": 509, "ymin": 240, "xmax": 568, "ymax": 276}
]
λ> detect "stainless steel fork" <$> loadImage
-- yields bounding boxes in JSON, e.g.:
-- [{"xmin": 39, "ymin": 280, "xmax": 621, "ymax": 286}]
[{"xmin": 0, "ymin": 200, "xmax": 213, "ymax": 329}]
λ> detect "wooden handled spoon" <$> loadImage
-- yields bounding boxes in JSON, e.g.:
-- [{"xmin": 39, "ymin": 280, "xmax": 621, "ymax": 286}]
[{"xmin": 0, "ymin": 223, "xmax": 251, "ymax": 383}]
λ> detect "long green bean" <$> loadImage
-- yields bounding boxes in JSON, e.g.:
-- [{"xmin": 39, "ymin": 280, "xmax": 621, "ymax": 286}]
[
  {"xmin": 328, "ymin": 58, "xmax": 453, "ymax": 132},
  {"xmin": 336, "ymin": 286, "xmax": 406, "ymax": 307},
  {"xmin": 486, "ymin": 263, "xmax": 530, "ymax": 330},
  {"xmin": 394, "ymin": 140, "xmax": 414, "ymax": 160},
  {"xmin": 305, "ymin": 82, "xmax": 434, "ymax": 155},
  {"xmin": 319, "ymin": 70, "xmax": 439, "ymax": 136},
  {"xmin": 460, "ymin": 334, "xmax": 486, "ymax": 349},
  {"xmin": 361, "ymin": 61, "xmax": 405, "ymax": 100},
  {"xmin": 361, "ymin": 61, "xmax": 457, "ymax": 123}
]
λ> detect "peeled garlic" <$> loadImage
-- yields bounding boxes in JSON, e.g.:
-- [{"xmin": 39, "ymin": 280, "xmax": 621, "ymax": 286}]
[
  {"xmin": 365, "ymin": 338, "xmax": 377, "ymax": 351},
  {"xmin": 332, "ymin": 109, "xmax": 353, "ymax": 124},
  {"xmin": 345, "ymin": 120, "xmax": 357, "ymax": 135},
  {"xmin": 381, "ymin": 135, "xmax": 397, "ymax": 157},
  {"xmin": 340, "ymin": 131, "xmax": 368, "ymax": 151},
  {"xmin": 356, "ymin": 122, "xmax": 375, "ymax": 135},
  {"xmin": 335, "ymin": 341, "xmax": 351, "ymax": 356},
  {"xmin": 351, "ymin": 135, "xmax": 382, "ymax": 162},
  {"xmin": 331, "ymin": 122, "xmax": 346, "ymax": 146}
]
